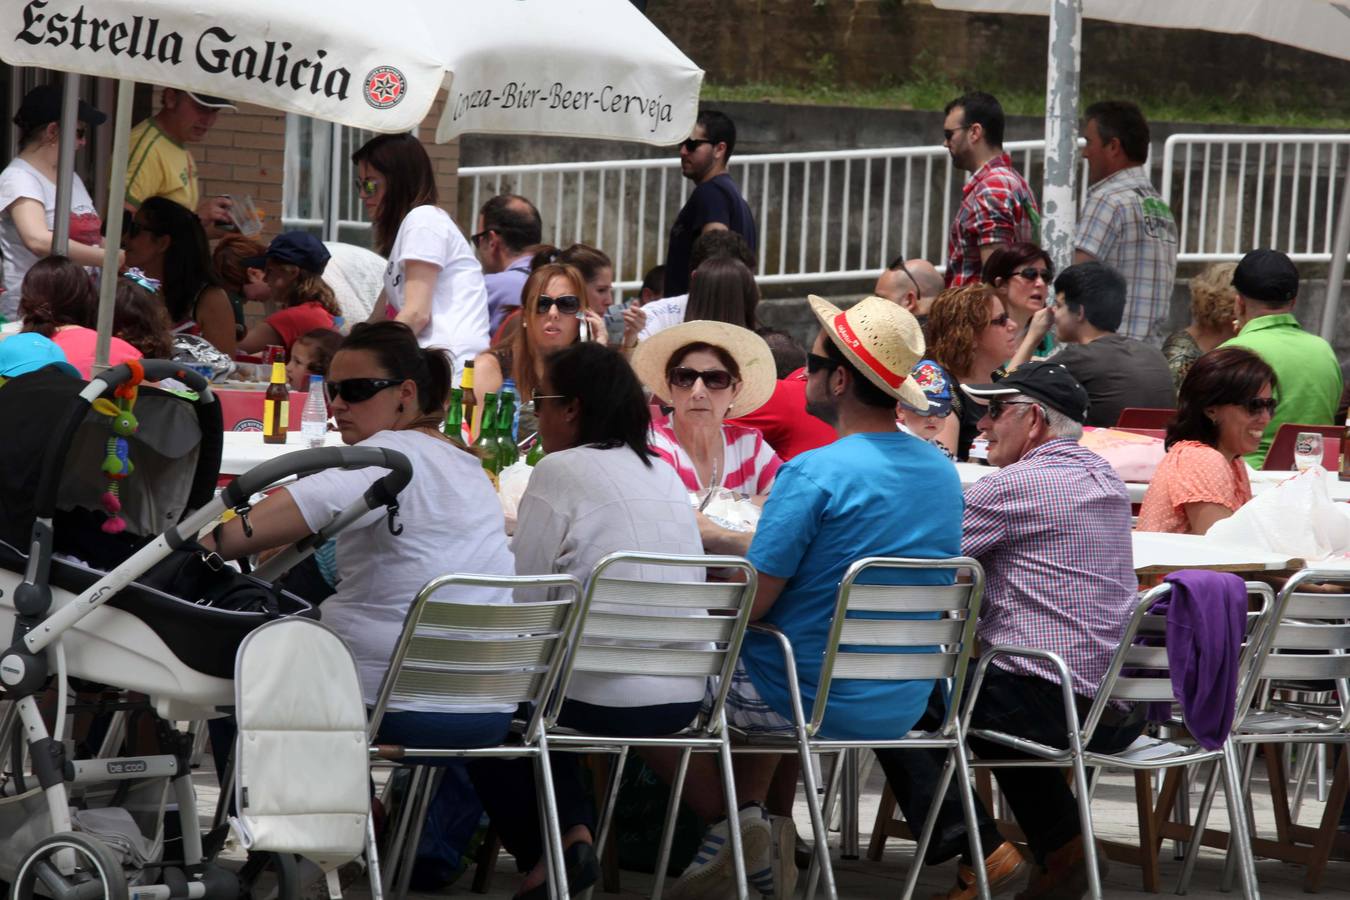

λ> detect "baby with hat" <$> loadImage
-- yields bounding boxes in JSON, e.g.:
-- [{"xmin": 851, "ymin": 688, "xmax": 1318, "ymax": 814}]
[{"xmin": 897, "ymin": 358, "xmax": 955, "ymax": 459}]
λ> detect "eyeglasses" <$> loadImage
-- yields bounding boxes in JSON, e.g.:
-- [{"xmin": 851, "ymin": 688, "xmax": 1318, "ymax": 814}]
[
  {"xmin": 988, "ymin": 313, "xmax": 1011, "ymax": 328},
  {"xmin": 667, "ymin": 367, "xmax": 736, "ymax": 391},
  {"xmin": 470, "ymin": 229, "xmax": 492, "ymax": 247},
  {"xmin": 943, "ymin": 125, "xmax": 970, "ymax": 142},
  {"xmin": 987, "ymin": 399, "xmax": 1042, "ymax": 421},
  {"xmin": 1013, "ymin": 267, "xmax": 1053, "ymax": 283},
  {"xmin": 352, "ymin": 176, "xmax": 381, "ymax": 197},
  {"xmin": 75, "ymin": 125, "xmax": 87, "ymax": 141},
  {"xmin": 679, "ymin": 138, "xmax": 713, "ymax": 153},
  {"xmin": 325, "ymin": 377, "xmax": 401, "ymax": 405},
  {"xmin": 536, "ymin": 294, "xmax": 582, "ymax": 315},
  {"xmin": 805, "ymin": 352, "xmax": 837, "ymax": 375},
  {"xmin": 529, "ymin": 391, "xmax": 568, "ymax": 405},
  {"xmin": 1240, "ymin": 397, "xmax": 1278, "ymax": 415}
]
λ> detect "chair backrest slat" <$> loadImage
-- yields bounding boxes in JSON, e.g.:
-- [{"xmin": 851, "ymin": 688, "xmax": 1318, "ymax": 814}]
[
  {"xmin": 1283, "ymin": 592, "xmax": 1350, "ymax": 618},
  {"xmin": 836, "ymin": 616, "xmax": 965, "ymax": 647},
  {"xmin": 388, "ymin": 670, "xmax": 543, "ymax": 706},
  {"xmin": 573, "ymin": 644, "xmax": 726, "ymax": 677},
  {"xmin": 588, "ymin": 576, "xmax": 744, "ymax": 610},
  {"xmin": 842, "ymin": 582, "xmax": 973, "ymax": 612},
  {"xmin": 405, "ymin": 633, "xmax": 556, "ymax": 669},
  {"xmin": 1109, "ymin": 677, "xmax": 1178, "ymax": 702},
  {"xmin": 581, "ymin": 610, "xmax": 737, "ymax": 643},
  {"xmin": 831, "ymin": 651, "xmax": 958, "ymax": 681},
  {"xmin": 1258, "ymin": 655, "xmax": 1350, "ymax": 681},
  {"xmin": 1268, "ymin": 623, "xmax": 1350, "ymax": 651}
]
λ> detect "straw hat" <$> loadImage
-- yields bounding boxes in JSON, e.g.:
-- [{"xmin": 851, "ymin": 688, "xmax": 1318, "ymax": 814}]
[
  {"xmin": 630, "ymin": 320, "xmax": 777, "ymax": 416},
  {"xmin": 808, "ymin": 295, "xmax": 928, "ymax": 409}
]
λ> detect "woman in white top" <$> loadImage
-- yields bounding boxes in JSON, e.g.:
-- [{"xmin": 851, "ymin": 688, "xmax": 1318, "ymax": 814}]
[
  {"xmin": 0, "ymin": 85, "xmax": 118, "ymax": 320},
  {"xmin": 352, "ymin": 133, "xmax": 489, "ymax": 377},
  {"xmin": 207, "ymin": 321, "xmax": 516, "ymax": 749},
  {"xmin": 472, "ymin": 342, "xmax": 705, "ymax": 900}
]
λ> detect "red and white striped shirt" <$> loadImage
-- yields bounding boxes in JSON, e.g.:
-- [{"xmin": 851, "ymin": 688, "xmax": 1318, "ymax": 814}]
[{"xmin": 648, "ymin": 414, "xmax": 782, "ymax": 496}]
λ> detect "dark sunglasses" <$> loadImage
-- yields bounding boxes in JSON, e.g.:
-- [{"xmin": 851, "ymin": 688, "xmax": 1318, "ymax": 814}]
[
  {"xmin": 1239, "ymin": 397, "xmax": 1278, "ymax": 415},
  {"xmin": 668, "ymin": 367, "xmax": 736, "ymax": 391},
  {"xmin": 806, "ymin": 352, "xmax": 837, "ymax": 375},
  {"xmin": 679, "ymin": 138, "xmax": 713, "ymax": 153},
  {"xmin": 469, "ymin": 229, "xmax": 492, "ymax": 247},
  {"xmin": 536, "ymin": 294, "xmax": 582, "ymax": 315},
  {"xmin": 943, "ymin": 125, "xmax": 970, "ymax": 142},
  {"xmin": 989, "ymin": 313, "xmax": 1011, "ymax": 328},
  {"xmin": 125, "ymin": 220, "xmax": 159, "ymax": 239},
  {"xmin": 353, "ymin": 176, "xmax": 380, "ymax": 197},
  {"xmin": 325, "ymin": 377, "xmax": 401, "ymax": 405},
  {"xmin": 1013, "ymin": 267, "xmax": 1053, "ymax": 283},
  {"xmin": 987, "ymin": 399, "xmax": 1040, "ymax": 421}
]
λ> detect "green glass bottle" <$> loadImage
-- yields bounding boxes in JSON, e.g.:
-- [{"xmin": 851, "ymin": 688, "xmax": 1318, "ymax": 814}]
[
  {"xmin": 443, "ymin": 386, "xmax": 465, "ymax": 447},
  {"xmin": 496, "ymin": 391, "xmax": 519, "ymax": 470},
  {"xmin": 525, "ymin": 439, "xmax": 546, "ymax": 467},
  {"xmin": 474, "ymin": 392, "xmax": 500, "ymax": 479}
]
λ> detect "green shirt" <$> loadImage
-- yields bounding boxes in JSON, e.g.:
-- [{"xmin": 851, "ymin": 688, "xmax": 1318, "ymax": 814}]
[{"xmin": 1223, "ymin": 313, "xmax": 1342, "ymax": 467}]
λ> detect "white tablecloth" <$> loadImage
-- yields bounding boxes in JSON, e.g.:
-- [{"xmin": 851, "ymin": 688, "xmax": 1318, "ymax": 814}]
[
  {"xmin": 1131, "ymin": 531, "xmax": 1301, "ymax": 575},
  {"xmin": 219, "ymin": 430, "xmax": 347, "ymax": 476}
]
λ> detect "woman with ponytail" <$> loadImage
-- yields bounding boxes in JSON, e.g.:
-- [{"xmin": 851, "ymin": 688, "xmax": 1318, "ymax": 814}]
[{"xmin": 206, "ymin": 321, "xmax": 517, "ymax": 748}]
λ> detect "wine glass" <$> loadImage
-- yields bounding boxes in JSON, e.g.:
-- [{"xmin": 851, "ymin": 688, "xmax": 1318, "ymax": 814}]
[{"xmin": 1294, "ymin": 432, "xmax": 1324, "ymax": 472}]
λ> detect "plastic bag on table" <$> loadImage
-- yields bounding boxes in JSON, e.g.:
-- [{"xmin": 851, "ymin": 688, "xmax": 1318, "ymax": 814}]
[
  {"xmin": 693, "ymin": 488, "xmax": 761, "ymax": 532},
  {"xmin": 1206, "ymin": 466, "xmax": 1350, "ymax": 562},
  {"xmin": 497, "ymin": 460, "xmax": 533, "ymax": 532}
]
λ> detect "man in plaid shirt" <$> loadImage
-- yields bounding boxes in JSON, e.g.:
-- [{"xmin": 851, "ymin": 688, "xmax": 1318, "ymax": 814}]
[
  {"xmin": 1074, "ymin": 101, "xmax": 1178, "ymax": 343},
  {"xmin": 943, "ymin": 92, "xmax": 1041, "ymax": 287},
  {"xmin": 875, "ymin": 362, "xmax": 1142, "ymax": 900}
]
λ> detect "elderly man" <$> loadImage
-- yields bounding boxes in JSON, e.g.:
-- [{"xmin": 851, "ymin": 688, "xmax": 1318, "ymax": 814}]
[
  {"xmin": 664, "ymin": 297, "xmax": 964, "ymax": 899},
  {"xmin": 875, "ymin": 361, "xmax": 1142, "ymax": 900},
  {"xmin": 875, "ymin": 256, "xmax": 945, "ymax": 325}
]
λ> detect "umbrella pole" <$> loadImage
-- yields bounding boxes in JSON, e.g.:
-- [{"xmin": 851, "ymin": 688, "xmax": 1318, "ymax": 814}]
[
  {"xmin": 1040, "ymin": 0, "xmax": 1083, "ymax": 274},
  {"xmin": 93, "ymin": 79, "xmax": 135, "ymax": 375},
  {"xmin": 51, "ymin": 73, "xmax": 81, "ymax": 256},
  {"xmin": 1319, "ymin": 160, "xmax": 1350, "ymax": 345}
]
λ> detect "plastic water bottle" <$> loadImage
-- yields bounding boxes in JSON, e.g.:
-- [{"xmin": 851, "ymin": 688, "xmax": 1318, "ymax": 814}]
[
  {"xmin": 302, "ymin": 375, "xmax": 328, "ymax": 449},
  {"xmin": 501, "ymin": 377, "xmax": 519, "ymax": 442}
]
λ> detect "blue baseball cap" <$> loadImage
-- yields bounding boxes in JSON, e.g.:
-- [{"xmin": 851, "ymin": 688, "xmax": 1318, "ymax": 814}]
[
  {"xmin": 898, "ymin": 359, "xmax": 953, "ymax": 416},
  {"xmin": 246, "ymin": 231, "xmax": 330, "ymax": 274},
  {"xmin": 0, "ymin": 333, "xmax": 81, "ymax": 379}
]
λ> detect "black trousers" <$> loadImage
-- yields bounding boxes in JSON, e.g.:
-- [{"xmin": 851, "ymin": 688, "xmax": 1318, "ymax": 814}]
[
  {"xmin": 469, "ymin": 698, "xmax": 701, "ymax": 871},
  {"xmin": 874, "ymin": 666, "xmax": 1144, "ymax": 866}
]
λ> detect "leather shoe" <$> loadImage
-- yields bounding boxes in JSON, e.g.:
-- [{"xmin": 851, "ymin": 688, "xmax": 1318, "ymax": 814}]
[
  {"xmin": 929, "ymin": 840, "xmax": 1028, "ymax": 900},
  {"xmin": 1015, "ymin": 836, "xmax": 1108, "ymax": 900},
  {"xmin": 515, "ymin": 841, "xmax": 599, "ymax": 900}
]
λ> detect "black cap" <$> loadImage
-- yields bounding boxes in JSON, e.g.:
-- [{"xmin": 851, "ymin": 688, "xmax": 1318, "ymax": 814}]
[
  {"xmin": 961, "ymin": 361, "xmax": 1091, "ymax": 424},
  {"xmin": 13, "ymin": 84, "xmax": 107, "ymax": 131},
  {"xmin": 247, "ymin": 231, "xmax": 330, "ymax": 274},
  {"xmin": 1232, "ymin": 249, "xmax": 1299, "ymax": 306}
]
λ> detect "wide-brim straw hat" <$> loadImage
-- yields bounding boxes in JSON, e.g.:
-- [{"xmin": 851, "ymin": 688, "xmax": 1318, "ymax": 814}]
[
  {"xmin": 631, "ymin": 320, "xmax": 777, "ymax": 417},
  {"xmin": 808, "ymin": 295, "xmax": 928, "ymax": 409}
]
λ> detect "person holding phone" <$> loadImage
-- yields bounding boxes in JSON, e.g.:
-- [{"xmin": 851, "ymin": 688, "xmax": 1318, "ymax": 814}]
[{"xmin": 471, "ymin": 261, "xmax": 605, "ymax": 438}]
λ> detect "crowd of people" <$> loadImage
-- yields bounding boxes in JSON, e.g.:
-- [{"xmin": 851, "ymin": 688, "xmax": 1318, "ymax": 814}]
[{"xmin": 2, "ymin": 79, "xmax": 1348, "ymax": 900}]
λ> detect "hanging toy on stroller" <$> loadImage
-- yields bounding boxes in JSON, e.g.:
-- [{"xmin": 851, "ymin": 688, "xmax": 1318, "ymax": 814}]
[{"xmin": 0, "ymin": 360, "xmax": 412, "ymax": 899}]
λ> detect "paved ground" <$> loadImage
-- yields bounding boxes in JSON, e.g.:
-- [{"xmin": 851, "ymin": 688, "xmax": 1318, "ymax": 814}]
[{"xmin": 312, "ymin": 760, "xmax": 1346, "ymax": 899}]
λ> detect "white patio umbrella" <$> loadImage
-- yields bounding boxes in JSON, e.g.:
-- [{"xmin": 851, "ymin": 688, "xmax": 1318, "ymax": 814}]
[
  {"xmin": 1, "ymin": 0, "xmax": 703, "ymax": 366},
  {"xmin": 931, "ymin": 0, "xmax": 1350, "ymax": 343}
]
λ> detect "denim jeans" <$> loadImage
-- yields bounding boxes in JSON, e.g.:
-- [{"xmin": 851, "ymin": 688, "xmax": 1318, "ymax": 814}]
[{"xmin": 874, "ymin": 665, "xmax": 1144, "ymax": 866}]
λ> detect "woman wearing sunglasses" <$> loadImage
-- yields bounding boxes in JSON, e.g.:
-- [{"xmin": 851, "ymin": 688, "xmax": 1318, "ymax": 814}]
[
  {"xmin": 206, "ymin": 320, "xmax": 518, "ymax": 758},
  {"xmin": 351, "ymin": 133, "xmax": 489, "ymax": 377},
  {"xmin": 1137, "ymin": 347, "xmax": 1277, "ymax": 535},
  {"xmin": 631, "ymin": 319, "xmax": 781, "ymax": 501},
  {"xmin": 982, "ymin": 241, "xmax": 1057, "ymax": 366},
  {"xmin": 123, "ymin": 196, "xmax": 237, "ymax": 356},
  {"xmin": 472, "ymin": 262, "xmax": 606, "ymax": 438},
  {"xmin": 0, "ymin": 85, "xmax": 114, "ymax": 320},
  {"xmin": 926, "ymin": 282, "xmax": 1021, "ymax": 461}
]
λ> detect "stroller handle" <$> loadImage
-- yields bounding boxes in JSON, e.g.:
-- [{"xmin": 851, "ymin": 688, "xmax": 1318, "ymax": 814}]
[
  {"xmin": 93, "ymin": 360, "xmax": 214, "ymax": 395},
  {"xmin": 220, "ymin": 447, "xmax": 414, "ymax": 511}
]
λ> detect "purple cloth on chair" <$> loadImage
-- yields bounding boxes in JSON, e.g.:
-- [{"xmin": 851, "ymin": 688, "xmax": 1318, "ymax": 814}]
[{"xmin": 1150, "ymin": 570, "xmax": 1247, "ymax": 750}]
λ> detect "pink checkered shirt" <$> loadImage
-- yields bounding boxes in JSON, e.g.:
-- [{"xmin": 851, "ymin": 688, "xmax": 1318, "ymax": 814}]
[
  {"xmin": 962, "ymin": 439, "xmax": 1138, "ymax": 699},
  {"xmin": 945, "ymin": 153, "xmax": 1041, "ymax": 286}
]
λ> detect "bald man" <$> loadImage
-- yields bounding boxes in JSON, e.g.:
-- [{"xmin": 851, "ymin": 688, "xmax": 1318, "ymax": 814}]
[{"xmin": 874, "ymin": 258, "xmax": 944, "ymax": 322}]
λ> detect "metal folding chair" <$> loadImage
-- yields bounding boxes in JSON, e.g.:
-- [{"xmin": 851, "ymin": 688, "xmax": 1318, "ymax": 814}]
[
  {"xmin": 365, "ymin": 573, "xmax": 582, "ymax": 900},
  {"xmin": 542, "ymin": 551, "xmax": 759, "ymax": 900},
  {"xmin": 734, "ymin": 555, "xmax": 988, "ymax": 900},
  {"xmin": 1178, "ymin": 567, "xmax": 1350, "ymax": 894},
  {"xmin": 960, "ymin": 580, "xmax": 1275, "ymax": 900}
]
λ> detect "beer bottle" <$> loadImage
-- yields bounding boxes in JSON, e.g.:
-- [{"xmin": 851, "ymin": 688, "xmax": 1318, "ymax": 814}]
[
  {"xmin": 443, "ymin": 386, "xmax": 465, "ymax": 448},
  {"xmin": 526, "ymin": 439, "xmax": 546, "ymax": 467},
  {"xmin": 263, "ymin": 362, "xmax": 289, "ymax": 445},
  {"xmin": 1340, "ymin": 413, "xmax": 1350, "ymax": 482},
  {"xmin": 496, "ymin": 391, "xmax": 519, "ymax": 470},
  {"xmin": 460, "ymin": 360, "xmax": 477, "ymax": 439},
  {"xmin": 474, "ymin": 392, "xmax": 500, "ymax": 480}
]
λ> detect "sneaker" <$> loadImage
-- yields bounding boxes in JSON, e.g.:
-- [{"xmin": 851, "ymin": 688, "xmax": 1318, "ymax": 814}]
[
  {"xmin": 669, "ymin": 806, "xmax": 775, "ymax": 900},
  {"xmin": 762, "ymin": 814, "xmax": 799, "ymax": 899},
  {"xmin": 930, "ymin": 840, "xmax": 1029, "ymax": 900}
]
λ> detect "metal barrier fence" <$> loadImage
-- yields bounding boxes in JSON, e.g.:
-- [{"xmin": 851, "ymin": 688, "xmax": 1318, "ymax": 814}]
[{"xmin": 1160, "ymin": 133, "xmax": 1350, "ymax": 263}]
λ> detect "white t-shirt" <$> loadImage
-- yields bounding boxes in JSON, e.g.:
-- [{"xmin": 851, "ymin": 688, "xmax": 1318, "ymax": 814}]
[
  {"xmin": 511, "ymin": 444, "xmax": 707, "ymax": 708},
  {"xmin": 286, "ymin": 428, "xmax": 515, "ymax": 712},
  {"xmin": 636, "ymin": 293, "xmax": 689, "ymax": 341},
  {"xmin": 0, "ymin": 158, "xmax": 99, "ymax": 319},
  {"xmin": 382, "ymin": 205, "xmax": 489, "ymax": 377}
]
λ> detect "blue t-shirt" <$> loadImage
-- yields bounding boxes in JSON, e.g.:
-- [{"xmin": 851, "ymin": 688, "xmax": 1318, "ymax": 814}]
[
  {"xmin": 743, "ymin": 431, "xmax": 963, "ymax": 740},
  {"xmin": 664, "ymin": 173, "xmax": 757, "ymax": 296},
  {"xmin": 484, "ymin": 255, "xmax": 532, "ymax": 336}
]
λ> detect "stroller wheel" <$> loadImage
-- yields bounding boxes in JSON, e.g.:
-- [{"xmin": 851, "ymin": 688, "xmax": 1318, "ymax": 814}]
[{"xmin": 13, "ymin": 832, "xmax": 129, "ymax": 900}]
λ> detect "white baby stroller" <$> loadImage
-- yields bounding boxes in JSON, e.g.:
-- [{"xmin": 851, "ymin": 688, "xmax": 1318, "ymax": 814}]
[{"xmin": 0, "ymin": 360, "xmax": 412, "ymax": 899}]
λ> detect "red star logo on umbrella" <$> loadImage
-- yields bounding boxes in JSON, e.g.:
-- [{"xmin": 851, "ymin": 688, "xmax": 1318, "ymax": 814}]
[{"xmin": 368, "ymin": 71, "xmax": 403, "ymax": 105}]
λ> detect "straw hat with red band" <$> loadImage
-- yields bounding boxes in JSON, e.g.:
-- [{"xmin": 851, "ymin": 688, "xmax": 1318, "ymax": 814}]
[
  {"xmin": 630, "ymin": 319, "xmax": 777, "ymax": 416},
  {"xmin": 807, "ymin": 294, "xmax": 930, "ymax": 410}
]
